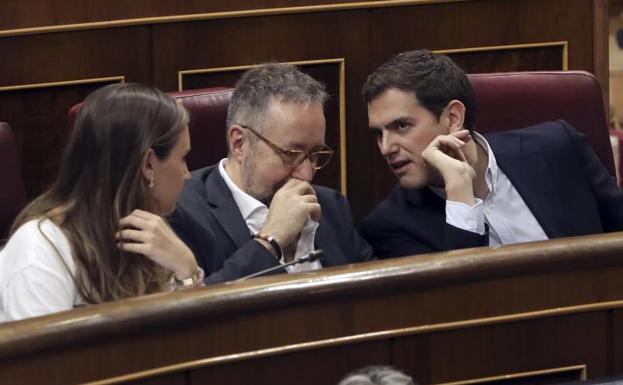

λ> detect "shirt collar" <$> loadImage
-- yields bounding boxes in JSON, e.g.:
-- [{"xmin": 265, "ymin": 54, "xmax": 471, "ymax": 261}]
[
  {"xmin": 472, "ymin": 131, "xmax": 499, "ymax": 195},
  {"xmin": 218, "ymin": 158, "xmax": 266, "ymax": 220}
]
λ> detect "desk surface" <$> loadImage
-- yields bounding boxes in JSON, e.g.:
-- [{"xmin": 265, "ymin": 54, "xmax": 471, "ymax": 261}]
[{"xmin": 2, "ymin": 232, "xmax": 623, "ymax": 385}]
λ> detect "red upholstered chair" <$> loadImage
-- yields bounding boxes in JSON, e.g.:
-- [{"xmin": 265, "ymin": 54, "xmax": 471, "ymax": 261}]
[
  {"xmin": 168, "ymin": 87, "xmax": 232, "ymax": 170},
  {"xmin": 468, "ymin": 70, "xmax": 615, "ymax": 176},
  {"xmin": 67, "ymin": 87, "xmax": 233, "ymax": 171},
  {"xmin": 0, "ymin": 122, "xmax": 27, "ymax": 241},
  {"xmin": 67, "ymin": 73, "xmax": 615, "ymax": 181}
]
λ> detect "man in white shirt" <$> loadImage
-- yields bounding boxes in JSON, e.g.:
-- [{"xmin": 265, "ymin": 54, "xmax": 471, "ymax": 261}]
[
  {"xmin": 361, "ymin": 50, "xmax": 623, "ymax": 258},
  {"xmin": 169, "ymin": 63, "xmax": 374, "ymax": 283}
]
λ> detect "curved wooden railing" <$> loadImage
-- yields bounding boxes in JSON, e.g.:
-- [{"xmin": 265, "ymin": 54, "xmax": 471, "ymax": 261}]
[{"xmin": 2, "ymin": 232, "xmax": 623, "ymax": 384}]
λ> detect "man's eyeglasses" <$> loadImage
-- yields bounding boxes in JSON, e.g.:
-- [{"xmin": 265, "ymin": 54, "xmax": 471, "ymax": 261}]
[{"xmin": 239, "ymin": 124, "xmax": 335, "ymax": 170}]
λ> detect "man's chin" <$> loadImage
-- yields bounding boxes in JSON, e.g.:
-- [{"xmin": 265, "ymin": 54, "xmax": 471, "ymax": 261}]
[
  {"xmin": 265, "ymin": 178, "xmax": 290, "ymax": 207},
  {"xmin": 246, "ymin": 189, "xmax": 272, "ymax": 205},
  {"xmin": 161, "ymin": 204, "xmax": 175, "ymax": 217},
  {"xmin": 248, "ymin": 185, "xmax": 278, "ymax": 206},
  {"xmin": 259, "ymin": 194, "xmax": 273, "ymax": 206},
  {"xmin": 397, "ymin": 175, "xmax": 426, "ymax": 190},
  {"xmin": 247, "ymin": 177, "xmax": 289, "ymax": 206}
]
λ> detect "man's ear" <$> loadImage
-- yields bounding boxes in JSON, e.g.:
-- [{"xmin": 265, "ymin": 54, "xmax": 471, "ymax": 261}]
[
  {"xmin": 142, "ymin": 148, "xmax": 156, "ymax": 180},
  {"xmin": 445, "ymin": 99, "xmax": 466, "ymax": 134},
  {"xmin": 228, "ymin": 125, "xmax": 246, "ymax": 162}
]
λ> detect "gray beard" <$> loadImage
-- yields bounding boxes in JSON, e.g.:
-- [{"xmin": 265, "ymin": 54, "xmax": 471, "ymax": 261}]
[{"xmin": 241, "ymin": 159, "xmax": 288, "ymax": 206}]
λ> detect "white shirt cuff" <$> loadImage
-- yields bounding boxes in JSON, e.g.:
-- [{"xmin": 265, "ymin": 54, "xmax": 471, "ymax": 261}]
[{"xmin": 446, "ymin": 198, "xmax": 486, "ymax": 235}]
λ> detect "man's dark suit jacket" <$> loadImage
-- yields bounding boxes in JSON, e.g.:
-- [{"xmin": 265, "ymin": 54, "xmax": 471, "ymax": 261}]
[
  {"xmin": 361, "ymin": 120, "xmax": 623, "ymax": 259},
  {"xmin": 168, "ymin": 165, "xmax": 375, "ymax": 283}
]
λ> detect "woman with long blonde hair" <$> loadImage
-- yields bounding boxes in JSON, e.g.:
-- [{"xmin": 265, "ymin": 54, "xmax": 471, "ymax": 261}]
[{"xmin": 0, "ymin": 83, "xmax": 203, "ymax": 322}]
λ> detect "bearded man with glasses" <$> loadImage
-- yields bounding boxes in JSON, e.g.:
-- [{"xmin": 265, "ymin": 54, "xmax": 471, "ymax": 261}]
[{"xmin": 169, "ymin": 63, "xmax": 375, "ymax": 284}]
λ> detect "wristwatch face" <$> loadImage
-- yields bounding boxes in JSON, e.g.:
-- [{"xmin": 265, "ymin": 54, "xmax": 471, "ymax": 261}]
[
  {"xmin": 174, "ymin": 267, "xmax": 204, "ymax": 289},
  {"xmin": 179, "ymin": 277, "xmax": 194, "ymax": 286}
]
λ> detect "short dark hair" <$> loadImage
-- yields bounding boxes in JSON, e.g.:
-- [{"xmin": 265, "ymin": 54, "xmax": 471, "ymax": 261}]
[{"xmin": 362, "ymin": 50, "xmax": 476, "ymax": 131}]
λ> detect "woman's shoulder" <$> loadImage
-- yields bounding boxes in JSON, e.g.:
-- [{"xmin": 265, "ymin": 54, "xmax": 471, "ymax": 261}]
[
  {"xmin": 1, "ymin": 218, "xmax": 74, "ymax": 271},
  {"xmin": 0, "ymin": 219, "xmax": 82, "ymax": 322},
  {"xmin": 9, "ymin": 218, "xmax": 66, "ymax": 246}
]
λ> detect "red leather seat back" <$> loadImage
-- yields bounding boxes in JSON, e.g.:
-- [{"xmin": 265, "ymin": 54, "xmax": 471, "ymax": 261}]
[
  {"xmin": 0, "ymin": 123, "xmax": 27, "ymax": 241},
  {"xmin": 168, "ymin": 87, "xmax": 233, "ymax": 170},
  {"xmin": 468, "ymin": 71, "xmax": 615, "ymax": 175},
  {"xmin": 67, "ymin": 87, "xmax": 233, "ymax": 171}
]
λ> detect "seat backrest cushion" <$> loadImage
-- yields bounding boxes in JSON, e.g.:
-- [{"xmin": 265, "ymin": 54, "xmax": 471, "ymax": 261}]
[
  {"xmin": 468, "ymin": 71, "xmax": 615, "ymax": 175},
  {"xmin": 168, "ymin": 87, "xmax": 233, "ymax": 170}
]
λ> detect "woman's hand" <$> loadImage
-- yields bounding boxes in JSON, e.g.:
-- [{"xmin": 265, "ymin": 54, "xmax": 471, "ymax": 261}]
[{"xmin": 116, "ymin": 209, "xmax": 198, "ymax": 279}]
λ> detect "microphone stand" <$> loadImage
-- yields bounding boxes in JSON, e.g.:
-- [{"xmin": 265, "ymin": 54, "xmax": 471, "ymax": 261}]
[{"xmin": 235, "ymin": 249, "xmax": 324, "ymax": 282}]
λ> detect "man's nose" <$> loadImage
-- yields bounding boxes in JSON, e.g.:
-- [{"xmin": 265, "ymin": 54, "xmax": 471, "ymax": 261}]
[
  {"xmin": 379, "ymin": 131, "xmax": 397, "ymax": 156},
  {"xmin": 291, "ymin": 157, "xmax": 314, "ymax": 182}
]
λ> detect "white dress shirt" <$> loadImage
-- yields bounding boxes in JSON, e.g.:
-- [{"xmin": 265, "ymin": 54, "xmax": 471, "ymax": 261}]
[
  {"xmin": 443, "ymin": 133, "xmax": 549, "ymax": 246},
  {"xmin": 218, "ymin": 159, "xmax": 322, "ymax": 272}
]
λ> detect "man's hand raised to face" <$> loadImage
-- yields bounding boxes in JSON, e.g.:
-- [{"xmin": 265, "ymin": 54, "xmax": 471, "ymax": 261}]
[
  {"xmin": 421, "ymin": 130, "xmax": 477, "ymax": 206},
  {"xmin": 260, "ymin": 178, "xmax": 321, "ymax": 249}
]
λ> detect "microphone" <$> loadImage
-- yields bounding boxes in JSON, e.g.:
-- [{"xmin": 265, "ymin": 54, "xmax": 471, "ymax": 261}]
[{"xmin": 235, "ymin": 249, "xmax": 324, "ymax": 282}]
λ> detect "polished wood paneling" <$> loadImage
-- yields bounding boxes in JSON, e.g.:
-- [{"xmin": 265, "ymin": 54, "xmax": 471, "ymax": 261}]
[
  {"xmin": 0, "ymin": 79, "xmax": 122, "ymax": 196},
  {"xmin": 0, "ymin": 27, "xmax": 151, "ymax": 86},
  {"xmin": 0, "ymin": 0, "xmax": 465, "ymax": 34},
  {"xmin": 125, "ymin": 374, "xmax": 186, "ymax": 385},
  {"xmin": 369, "ymin": 0, "xmax": 592, "ymax": 68},
  {"xmin": 612, "ymin": 0, "xmax": 623, "ymax": 17},
  {"xmin": 1, "ymin": 232, "xmax": 623, "ymax": 384},
  {"xmin": 190, "ymin": 340, "xmax": 390, "ymax": 385},
  {"xmin": 0, "ymin": 26, "xmax": 149, "ymax": 198},
  {"xmin": 151, "ymin": 10, "xmax": 368, "ymax": 90},
  {"xmin": 395, "ymin": 313, "xmax": 605, "ymax": 384},
  {"xmin": 614, "ymin": 308, "xmax": 623, "ymax": 372},
  {"xmin": 0, "ymin": 0, "xmax": 606, "ymax": 223},
  {"xmin": 443, "ymin": 44, "xmax": 567, "ymax": 73},
  {"xmin": 0, "ymin": 0, "xmax": 401, "ymax": 30},
  {"xmin": 432, "ymin": 366, "xmax": 585, "ymax": 385}
]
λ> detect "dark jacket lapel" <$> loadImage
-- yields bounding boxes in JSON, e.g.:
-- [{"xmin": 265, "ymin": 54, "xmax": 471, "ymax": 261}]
[
  {"xmin": 203, "ymin": 167, "xmax": 253, "ymax": 247},
  {"xmin": 487, "ymin": 132, "xmax": 564, "ymax": 238},
  {"xmin": 314, "ymin": 222, "xmax": 347, "ymax": 267},
  {"xmin": 404, "ymin": 187, "xmax": 448, "ymax": 250}
]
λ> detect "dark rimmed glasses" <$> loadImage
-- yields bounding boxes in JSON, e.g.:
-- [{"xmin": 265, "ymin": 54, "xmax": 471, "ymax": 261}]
[{"xmin": 239, "ymin": 124, "xmax": 335, "ymax": 170}]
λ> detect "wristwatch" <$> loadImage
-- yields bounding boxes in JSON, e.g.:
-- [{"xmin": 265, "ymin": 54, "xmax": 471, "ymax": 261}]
[
  {"xmin": 253, "ymin": 232, "xmax": 283, "ymax": 259},
  {"xmin": 174, "ymin": 266, "xmax": 205, "ymax": 290}
]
